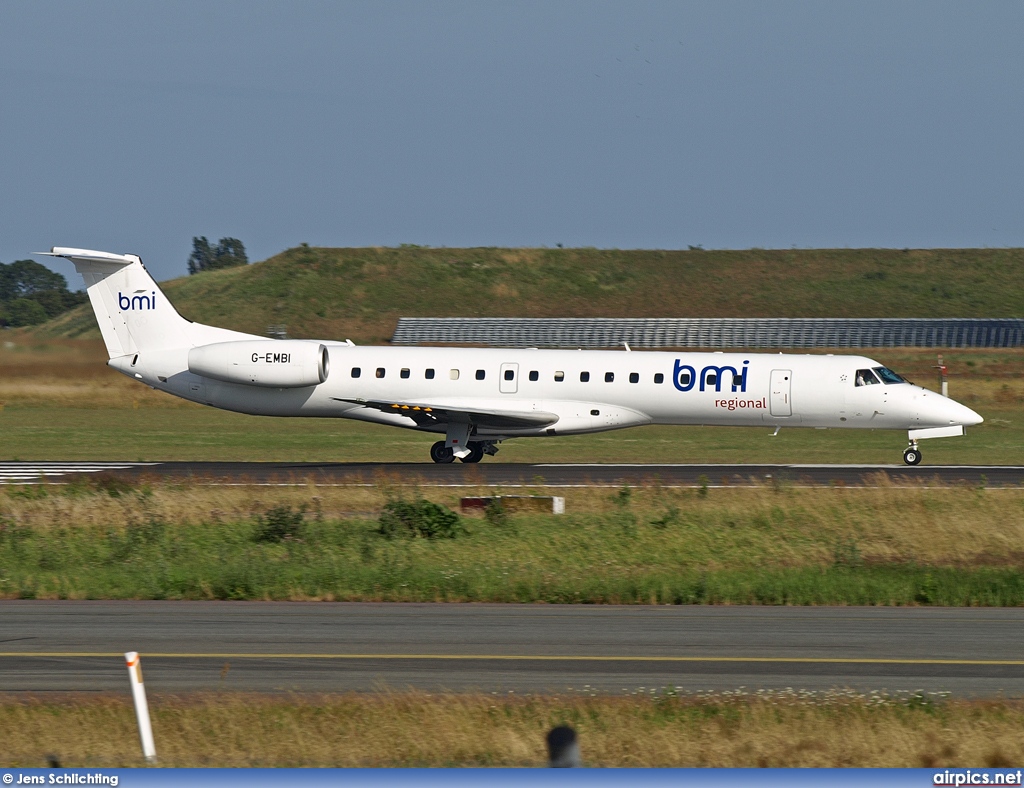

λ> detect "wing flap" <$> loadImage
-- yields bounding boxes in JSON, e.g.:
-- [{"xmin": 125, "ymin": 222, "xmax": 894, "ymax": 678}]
[{"xmin": 332, "ymin": 397, "xmax": 558, "ymax": 430}]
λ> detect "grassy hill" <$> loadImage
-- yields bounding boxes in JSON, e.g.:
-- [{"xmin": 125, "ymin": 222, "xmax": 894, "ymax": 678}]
[{"xmin": 40, "ymin": 245, "xmax": 1024, "ymax": 344}]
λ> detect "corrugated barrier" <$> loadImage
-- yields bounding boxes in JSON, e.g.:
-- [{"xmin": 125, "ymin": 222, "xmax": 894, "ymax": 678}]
[{"xmin": 391, "ymin": 317, "xmax": 1024, "ymax": 348}]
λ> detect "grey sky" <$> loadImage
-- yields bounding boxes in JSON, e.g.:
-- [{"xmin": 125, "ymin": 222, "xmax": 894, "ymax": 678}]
[{"xmin": 2, "ymin": 1, "xmax": 1023, "ymax": 281}]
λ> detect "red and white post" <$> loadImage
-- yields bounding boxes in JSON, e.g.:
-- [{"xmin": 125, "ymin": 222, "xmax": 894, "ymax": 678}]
[
  {"xmin": 934, "ymin": 355, "xmax": 949, "ymax": 398},
  {"xmin": 124, "ymin": 651, "xmax": 157, "ymax": 763}
]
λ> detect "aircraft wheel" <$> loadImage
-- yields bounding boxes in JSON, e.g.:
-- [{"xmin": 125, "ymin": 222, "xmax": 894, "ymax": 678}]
[
  {"xmin": 430, "ymin": 440, "xmax": 455, "ymax": 464},
  {"xmin": 903, "ymin": 447, "xmax": 922, "ymax": 466},
  {"xmin": 460, "ymin": 442, "xmax": 485, "ymax": 463}
]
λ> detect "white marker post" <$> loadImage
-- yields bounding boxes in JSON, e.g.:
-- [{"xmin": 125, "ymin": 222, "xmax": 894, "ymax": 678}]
[{"xmin": 124, "ymin": 651, "xmax": 157, "ymax": 764}]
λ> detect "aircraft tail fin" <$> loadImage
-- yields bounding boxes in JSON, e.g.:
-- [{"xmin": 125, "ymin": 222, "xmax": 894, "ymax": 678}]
[{"xmin": 38, "ymin": 247, "xmax": 251, "ymax": 359}]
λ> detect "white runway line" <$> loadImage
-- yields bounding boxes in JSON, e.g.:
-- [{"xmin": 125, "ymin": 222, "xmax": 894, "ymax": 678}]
[{"xmin": 0, "ymin": 462, "xmax": 159, "ymax": 484}]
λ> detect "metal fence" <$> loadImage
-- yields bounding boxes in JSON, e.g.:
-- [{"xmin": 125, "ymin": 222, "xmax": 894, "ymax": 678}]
[{"xmin": 391, "ymin": 317, "xmax": 1024, "ymax": 349}]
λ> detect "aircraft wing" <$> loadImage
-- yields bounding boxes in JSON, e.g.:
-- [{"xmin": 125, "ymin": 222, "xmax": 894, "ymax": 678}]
[{"xmin": 331, "ymin": 397, "xmax": 559, "ymax": 430}]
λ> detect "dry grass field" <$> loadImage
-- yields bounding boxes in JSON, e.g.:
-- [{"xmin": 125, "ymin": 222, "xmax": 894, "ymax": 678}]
[{"xmin": 1, "ymin": 691, "xmax": 1022, "ymax": 768}]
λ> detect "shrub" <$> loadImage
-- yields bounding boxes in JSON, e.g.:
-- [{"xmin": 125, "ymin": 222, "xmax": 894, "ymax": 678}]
[
  {"xmin": 254, "ymin": 505, "xmax": 306, "ymax": 543},
  {"xmin": 378, "ymin": 499, "xmax": 461, "ymax": 539},
  {"xmin": 484, "ymin": 498, "xmax": 509, "ymax": 528}
]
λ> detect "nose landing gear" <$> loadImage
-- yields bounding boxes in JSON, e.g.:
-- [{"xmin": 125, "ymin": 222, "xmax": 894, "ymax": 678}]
[{"xmin": 903, "ymin": 442, "xmax": 922, "ymax": 466}]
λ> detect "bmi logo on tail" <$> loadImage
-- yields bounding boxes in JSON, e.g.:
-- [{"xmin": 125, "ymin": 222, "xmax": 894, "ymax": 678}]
[{"xmin": 118, "ymin": 291, "xmax": 157, "ymax": 310}]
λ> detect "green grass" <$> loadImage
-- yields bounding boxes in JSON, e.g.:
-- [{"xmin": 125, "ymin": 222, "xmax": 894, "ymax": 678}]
[
  {"xmin": 0, "ymin": 404, "xmax": 1016, "ymax": 464},
  {"xmin": 3, "ymin": 481, "xmax": 1024, "ymax": 604},
  {"xmin": 39, "ymin": 246, "xmax": 1024, "ymax": 344}
]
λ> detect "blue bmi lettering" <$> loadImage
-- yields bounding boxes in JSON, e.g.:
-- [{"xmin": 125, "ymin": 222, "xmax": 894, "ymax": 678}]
[
  {"xmin": 674, "ymin": 359, "xmax": 749, "ymax": 393},
  {"xmin": 117, "ymin": 291, "xmax": 157, "ymax": 310}
]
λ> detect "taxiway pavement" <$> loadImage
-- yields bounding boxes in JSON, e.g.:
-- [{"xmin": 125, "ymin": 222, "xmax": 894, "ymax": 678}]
[{"xmin": 2, "ymin": 602, "xmax": 1022, "ymax": 697}]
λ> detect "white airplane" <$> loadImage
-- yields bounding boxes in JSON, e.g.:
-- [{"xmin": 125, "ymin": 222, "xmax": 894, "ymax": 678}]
[{"xmin": 40, "ymin": 247, "xmax": 983, "ymax": 466}]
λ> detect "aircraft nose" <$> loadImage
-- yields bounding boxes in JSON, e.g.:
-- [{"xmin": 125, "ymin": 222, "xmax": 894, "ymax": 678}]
[
  {"xmin": 958, "ymin": 402, "xmax": 984, "ymax": 427},
  {"xmin": 924, "ymin": 393, "xmax": 983, "ymax": 427}
]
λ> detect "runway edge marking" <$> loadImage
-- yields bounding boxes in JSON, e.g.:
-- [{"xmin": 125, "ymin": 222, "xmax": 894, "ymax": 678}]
[{"xmin": 3, "ymin": 652, "xmax": 1023, "ymax": 665}]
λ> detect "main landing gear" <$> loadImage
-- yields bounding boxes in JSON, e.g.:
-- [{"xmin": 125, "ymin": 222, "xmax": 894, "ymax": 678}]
[
  {"xmin": 429, "ymin": 441, "xmax": 455, "ymax": 464},
  {"xmin": 903, "ymin": 442, "xmax": 922, "ymax": 466},
  {"xmin": 430, "ymin": 440, "xmax": 494, "ymax": 464}
]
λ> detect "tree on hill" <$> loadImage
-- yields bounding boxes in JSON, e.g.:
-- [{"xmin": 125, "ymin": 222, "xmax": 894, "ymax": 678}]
[
  {"xmin": 0, "ymin": 259, "xmax": 87, "ymax": 327},
  {"xmin": 187, "ymin": 236, "xmax": 249, "ymax": 274},
  {"xmin": 7, "ymin": 298, "xmax": 48, "ymax": 327}
]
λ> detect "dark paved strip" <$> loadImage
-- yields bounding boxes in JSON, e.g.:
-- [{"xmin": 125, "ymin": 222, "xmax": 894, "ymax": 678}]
[
  {"xmin": 3, "ymin": 461, "xmax": 1023, "ymax": 487},
  {"xmin": 2, "ymin": 602, "xmax": 1022, "ymax": 696}
]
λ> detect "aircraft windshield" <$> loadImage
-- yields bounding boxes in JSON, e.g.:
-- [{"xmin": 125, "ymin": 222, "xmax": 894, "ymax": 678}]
[
  {"xmin": 873, "ymin": 366, "xmax": 906, "ymax": 384},
  {"xmin": 854, "ymin": 369, "xmax": 880, "ymax": 386}
]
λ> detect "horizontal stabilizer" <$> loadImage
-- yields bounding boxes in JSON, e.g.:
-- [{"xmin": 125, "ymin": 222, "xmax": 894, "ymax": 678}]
[{"xmin": 37, "ymin": 247, "xmax": 138, "ymax": 267}]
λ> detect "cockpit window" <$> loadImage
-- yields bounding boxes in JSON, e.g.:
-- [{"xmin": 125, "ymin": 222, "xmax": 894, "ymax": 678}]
[
  {"xmin": 854, "ymin": 369, "xmax": 881, "ymax": 386},
  {"xmin": 873, "ymin": 366, "xmax": 906, "ymax": 384}
]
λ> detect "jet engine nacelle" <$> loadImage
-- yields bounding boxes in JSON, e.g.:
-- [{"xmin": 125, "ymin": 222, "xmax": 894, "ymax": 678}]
[{"xmin": 188, "ymin": 340, "xmax": 330, "ymax": 388}]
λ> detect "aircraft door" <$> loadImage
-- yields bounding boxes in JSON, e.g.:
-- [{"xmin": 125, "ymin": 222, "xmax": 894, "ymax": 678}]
[
  {"xmin": 770, "ymin": 369, "xmax": 792, "ymax": 416},
  {"xmin": 499, "ymin": 362, "xmax": 519, "ymax": 394}
]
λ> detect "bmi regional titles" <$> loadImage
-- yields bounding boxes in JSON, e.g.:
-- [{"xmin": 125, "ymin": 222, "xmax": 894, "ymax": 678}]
[{"xmin": 41, "ymin": 247, "xmax": 982, "ymax": 465}]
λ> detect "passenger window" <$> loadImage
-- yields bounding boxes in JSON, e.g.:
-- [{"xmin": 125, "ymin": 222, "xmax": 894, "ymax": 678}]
[
  {"xmin": 580, "ymin": 371, "xmax": 590, "ymax": 382},
  {"xmin": 590, "ymin": 409, "xmax": 600, "ymax": 416},
  {"xmin": 629, "ymin": 372, "xmax": 639, "ymax": 383},
  {"xmin": 425, "ymin": 368, "xmax": 435, "ymax": 379},
  {"xmin": 476, "ymin": 369, "xmax": 486, "ymax": 380},
  {"xmin": 654, "ymin": 373, "xmax": 664, "ymax": 384},
  {"xmin": 605, "ymin": 372, "xmax": 614, "ymax": 382},
  {"xmin": 855, "ymin": 369, "xmax": 880, "ymax": 386},
  {"xmin": 400, "ymin": 368, "xmax": 410, "ymax": 379},
  {"xmin": 873, "ymin": 366, "xmax": 906, "ymax": 384},
  {"xmin": 555, "ymin": 371, "xmax": 564, "ymax": 382},
  {"xmin": 504, "ymin": 369, "xmax": 515, "ymax": 381},
  {"xmin": 375, "ymin": 368, "xmax": 385, "ymax": 379},
  {"xmin": 529, "ymin": 370, "xmax": 539, "ymax": 381},
  {"xmin": 450, "ymin": 369, "xmax": 460, "ymax": 380},
  {"xmin": 351, "ymin": 367, "xmax": 361, "ymax": 378}
]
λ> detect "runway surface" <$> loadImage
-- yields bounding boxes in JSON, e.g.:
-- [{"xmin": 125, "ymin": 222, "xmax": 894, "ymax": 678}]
[
  {"xmin": 1, "ymin": 461, "xmax": 1022, "ymax": 487},
  {"xmin": 2, "ymin": 602, "xmax": 1023, "ymax": 697}
]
